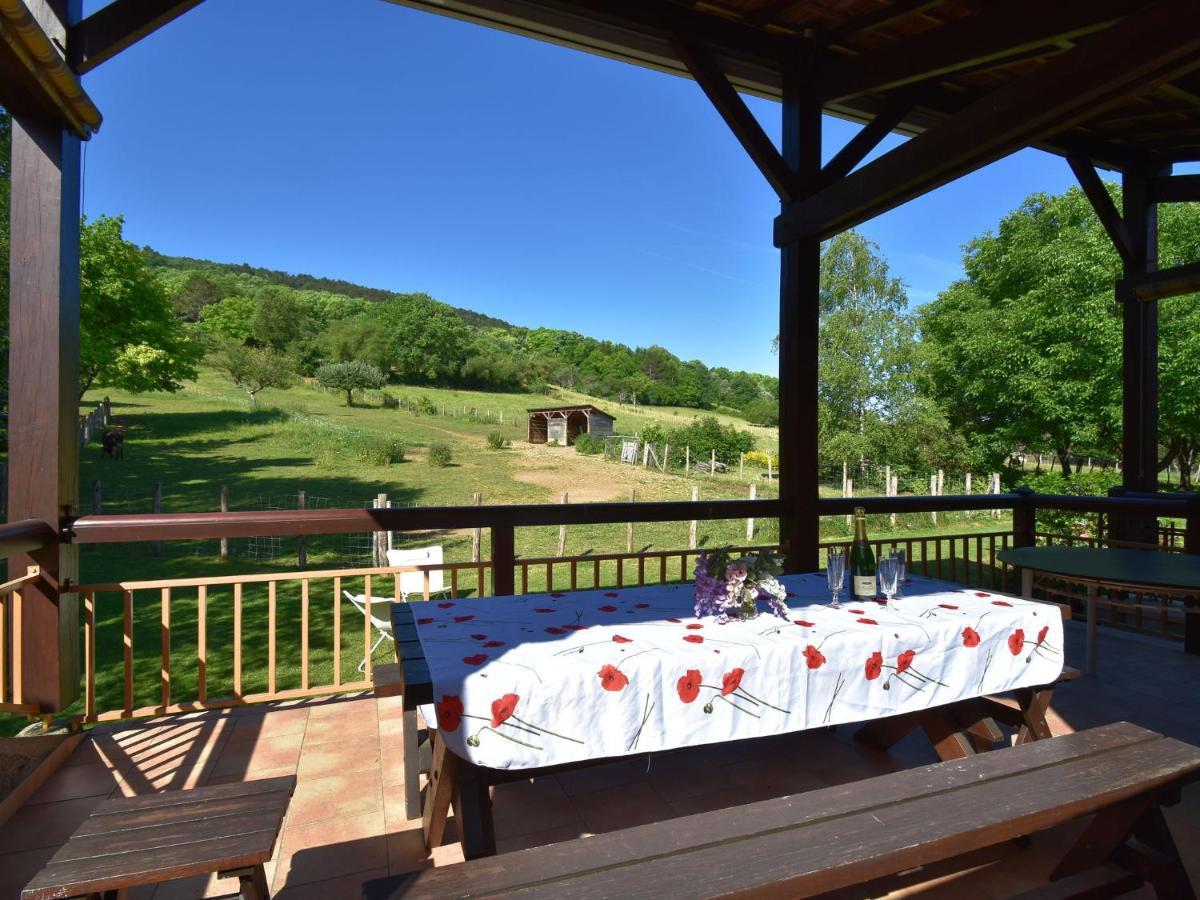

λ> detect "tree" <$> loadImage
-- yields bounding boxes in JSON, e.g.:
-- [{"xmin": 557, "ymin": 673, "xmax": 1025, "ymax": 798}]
[
  {"xmin": 316, "ymin": 360, "xmax": 387, "ymax": 406},
  {"xmin": 211, "ymin": 342, "xmax": 295, "ymax": 407},
  {"xmin": 170, "ymin": 273, "xmax": 223, "ymax": 322},
  {"xmin": 369, "ymin": 294, "xmax": 473, "ymax": 382},
  {"xmin": 199, "ymin": 295, "xmax": 257, "ymax": 342},
  {"xmin": 252, "ymin": 285, "xmax": 312, "ymax": 351},
  {"xmin": 80, "ymin": 216, "xmax": 202, "ymax": 397}
]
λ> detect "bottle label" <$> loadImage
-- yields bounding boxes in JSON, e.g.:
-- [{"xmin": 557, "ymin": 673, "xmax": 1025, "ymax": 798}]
[{"xmin": 852, "ymin": 575, "xmax": 876, "ymax": 599}]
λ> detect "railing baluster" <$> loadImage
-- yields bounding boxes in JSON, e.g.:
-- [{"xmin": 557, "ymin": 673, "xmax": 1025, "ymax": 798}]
[
  {"xmin": 593, "ymin": 560, "xmax": 600, "ymax": 589},
  {"xmin": 161, "ymin": 588, "xmax": 171, "ymax": 709},
  {"xmin": 638, "ymin": 556, "xmax": 645, "ymax": 586},
  {"xmin": 333, "ymin": 577, "xmax": 342, "ymax": 687},
  {"xmin": 659, "ymin": 555, "xmax": 667, "ymax": 585},
  {"xmin": 197, "ymin": 586, "xmax": 207, "ymax": 704},
  {"xmin": 570, "ymin": 560, "xmax": 578, "ymax": 591},
  {"xmin": 935, "ymin": 538, "xmax": 943, "ymax": 580},
  {"xmin": 85, "ymin": 591, "xmax": 95, "ymax": 719},
  {"xmin": 451, "ymin": 567, "xmax": 459, "ymax": 599},
  {"xmin": 616, "ymin": 559, "xmax": 624, "ymax": 588},
  {"xmin": 0, "ymin": 586, "xmax": 7, "ymax": 704},
  {"xmin": 301, "ymin": 579, "xmax": 310, "ymax": 692},
  {"xmin": 949, "ymin": 538, "xmax": 957, "ymax": 584},
  {"xmin": 268, "ymin": 581, "xmax": 278, "ymax": 696},
  {"xmin": 546, "ymin": 562, "xmax": 553, "ymax": 592},
  {"xmin": 422, "ymin": 570, "xmax": 431, "ymax": 601},
  {"xmin": 521, "ymin": 564, "xmax": 529, "ymax": 595},
  {"xmin": 363, "ymin": 574, "xmax": 372, "ymax": 679},
  {"xmin": 11, "ymin": 588, "xmax": 21, "ymax": 706},
  {"xmin": 233, "ymin": 583, "xmax": 243, "ymax": 697}
]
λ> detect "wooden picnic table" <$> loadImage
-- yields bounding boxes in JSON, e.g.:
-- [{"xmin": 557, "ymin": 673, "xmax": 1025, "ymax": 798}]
[
  {"xmin": 382, "ymin": 577, "xmax": 1076, "ymax": 861},
  {"xmin": 999, "ymin": 545, "xmax": 1200, "ymax": 673}
]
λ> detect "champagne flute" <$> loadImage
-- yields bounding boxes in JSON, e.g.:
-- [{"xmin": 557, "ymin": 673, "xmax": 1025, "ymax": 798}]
[
  {"xmin": 826, "ymin": 548, "xmax": 845, "ymax": 609},
  {"xmin": 878, "ymin": 555, "xmax": 900, "ymax": 610},
  {"xmin": 893, "ymin": 548, "xmax": 907, "ymax": 598}
]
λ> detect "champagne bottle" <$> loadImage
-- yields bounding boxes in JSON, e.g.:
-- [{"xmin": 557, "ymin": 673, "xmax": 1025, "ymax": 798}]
[{"xmin": 849, "ymin": 506, "xmax": 877, "ymax": 601}]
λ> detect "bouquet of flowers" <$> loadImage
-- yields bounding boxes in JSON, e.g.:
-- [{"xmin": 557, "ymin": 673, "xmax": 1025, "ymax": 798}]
[{"xmin": 694, "ymin": 548, "xmax": 789, "ymax": 622}]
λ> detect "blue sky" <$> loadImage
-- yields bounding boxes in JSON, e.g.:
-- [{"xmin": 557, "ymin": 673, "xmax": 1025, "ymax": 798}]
[{"xmin": 80, "ymin": 0, "xmax": 1092, "ymax": 375}]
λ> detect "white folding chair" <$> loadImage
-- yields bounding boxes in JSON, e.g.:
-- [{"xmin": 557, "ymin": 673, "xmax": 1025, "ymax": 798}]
[
  {"xmin": 385, "ymin": 545, "xmax": 451, "ymax": 601},
  {"xmin": 343, "ymin": 591, "xmax": 396, "ymax": 672}
]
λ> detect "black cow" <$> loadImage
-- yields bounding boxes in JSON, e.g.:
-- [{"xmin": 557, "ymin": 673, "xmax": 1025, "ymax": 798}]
[{"xmin": 102, "ymin": 430, "xmax": 124, "ymax": 461}]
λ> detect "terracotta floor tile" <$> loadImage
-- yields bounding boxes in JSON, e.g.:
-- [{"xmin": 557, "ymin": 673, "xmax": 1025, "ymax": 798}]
[
  {"xmin": 210, "ymin": 730, "xmax": 304, "ymax": 778},
  {"xmin": 304, "ymin": 713, "xmax": 378, "ymax": 748},
  {"xmin": 378, "ymin": 743, "xmax": 409, "ymax": 788},
  {"xmin": 26, "ymin": 761, "xmax": 123, "ymax": 804},
  {"xmin": 287, "ymin": 768, "xmax": 383, "ymax": 826},
  {"xmin": 719, "ymin": 755, "xmax": 828, "ymax": 800},
  {"xmin": 0, "ymin": 796, "xmax": 104, "ymax": 854},
  {"xmin": 0, "ymin": 844, "xmax": 57, "ymax": 898},
  {"xmin": 275, "ymin": 811, "xmax": 387, "ymax": 889},
  {"xmin": 385, "ymin": 826, "xmax": 432, "ymax": 875},
  {"xmin": 227, "ymin": 708, "xmax": 310, "ymax": 744},
  {"xmin": 275, "ymin": 866, "xmax": 389, "ymax": 900},
  {"xmin": 555, "ymin": 760, "xmax": 644, "ymax": 797},
  {"xmin": 571, "ymin": 780, "xmax": 675, "ymax": 834},
  {"xmin": 496, "ymin": 823, "xmax": 589, "ymax": 854},
  {"xmin": 642, "ymin": 754, "xmax": 734, "ymax": 802},
  {"xmin": 208, "ymin": 765, "xmax": 299, "ymax": 787},
  {"xmin": 382, "ymin": 786, "xmax": 420, "ymax": 831},
  {"xmin": 491, "ymin": 777, "xmax": 581, "ymax": 838},
  {"xmin": 296, "ymin": 740, "xmax": 380, "ymax": 781},
  {"xmin": 378, "ymin": 714, "xmax": 406, "ymax": 739},
  {"xmin": 151, "ymin": 869, "xmax": 254, "ymax": 899}
]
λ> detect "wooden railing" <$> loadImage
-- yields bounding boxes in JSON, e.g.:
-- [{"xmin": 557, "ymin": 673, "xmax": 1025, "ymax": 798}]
[{"xmin": 0, "ymin": 565, "xmax": 42, "ymax": 716}]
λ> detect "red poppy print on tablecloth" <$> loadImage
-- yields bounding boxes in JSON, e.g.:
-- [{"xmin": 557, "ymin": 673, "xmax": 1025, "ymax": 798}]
[
  {"xmin": 803, "ymin": 645, "xmax": 826, "ymax": 669},
  {"xmin": 597, "ymin": 664, "xmax": 629, "ymax": 692},
  {"xmin": 597, "ymin": 605, "xmax": 617, "ymax": 613},
  {"xmin": 454, "ymin": 615, "xmax": 475, "ymax": 623},
  {"xmin": 417, "ymin": 617, "xmax": 434, "ymax": 625},
  {"xmin": 896, "ymin": 649, "xmax": 916, "ymax": 674},
  {"xmin": 550, "ymin": 593, "xmax": 565, "ymax": 598},
  {"xmin": 683, "ymin": 634, "xmax": 704, "ymax": 644},
  {"xmin": 462, "ymin": 653, "xmax": 488, "ymax": 666},
  {"xmin": 564, "ymin": 624, "xmax": 589, "ymax": 632},
  {"xmin": 849, "ymin": 609, "xmax": 865, "ymax": 615},
  {"xmin": 939, "ymin": 604, "xmax": 959, "ymax": 610},
  {"xmin": 612, "ymin": 635, "xmax": 632, "ymax": 644},
  {"xmin": 975, "ymin": 592, "xmax": 990, "ymax": 597},
  {"xmin": 436, "ymin": 695, "xmax": 463, "ymax": 731},
  {"xmin": 490, "ymin": 693, "xmax": 519, "ymax": 728},
  {"xmin": 686, "ymin": 623, "xmax": 704, "ymax": 630},
  {"xmin": 534, "ymin": 608, "xmax": 554, "ymax": 613},
  {"xmin": 992, "ymin": 600, "xmax": 1013, "ymax": 608},
  {"xmin": 437, "ymin": 602, "xmax": 454, "ymax": 609},
  {"xmin": 1008, "ymin": 629, "xmax": 1025, "ymax": 655},
  {"xmin": 962, "ymin": 626, "xmax": 981, "ymax": 647},
  {"xmin": 604, "ymin": 592, "xmax": 619, "ymax": 598},
  {"xmin": 666, "ymin": 617, "xmax": 682, "ymax": 623},
  {"xmin": 677, "ymin": 669, "xmax": 701, "ymax": 703},
  {"xmin": 857, "ymin": 618, "xmax": 878, "ymax": 626},
  {"xmin": 470, "ymin": 634, "xmax": 486, "ymax": 641},
  {"xmin": 1036, "ymin": 625, "xmax": 1049, "ymax": 647},
  {"xmin": 721, "ymin": 668, "xmax": 745, "ymax": 695},
  {"xmin": 634, "ymin": 603, "xmax": 650, "ymax": 609},
  {"xmin": 794, "ymin": 620, "xmax": 815, "ymax": 627},
  {"xmin": 545, "ymin": 626, "xmax": 566, "ymax": 635},
  {"xmin": 483, "ymin": 640, "xmax": 505, "ymax": 648},
  {"xmin": 865, "ymin": 652, "xmax": 883, "ymax": 681}
]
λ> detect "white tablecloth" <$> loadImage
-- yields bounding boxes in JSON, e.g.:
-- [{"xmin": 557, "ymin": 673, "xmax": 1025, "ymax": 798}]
[{"xmin": 409, "ymin": 573, "xmax": 1064, "ymax": 770}]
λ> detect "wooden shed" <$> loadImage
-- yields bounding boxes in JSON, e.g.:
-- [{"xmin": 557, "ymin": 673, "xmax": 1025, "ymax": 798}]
[{"xmin": 527, "ymin": 405, "xmax": 615, "ymax": 446}]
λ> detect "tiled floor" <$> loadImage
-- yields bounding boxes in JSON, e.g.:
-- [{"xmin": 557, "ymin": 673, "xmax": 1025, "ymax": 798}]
[{"xmin": 2, "ymin": 619, "xmax": 1199, "ymax": 899}]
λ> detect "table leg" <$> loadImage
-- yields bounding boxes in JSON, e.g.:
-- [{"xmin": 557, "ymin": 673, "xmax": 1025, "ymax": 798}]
[
  {"xmin": 422, "ymin": 732, "xmax": 458, "ymax": 849},
  {"xmin": 1021, "ymin": 568, "xmax": 1034, "ymax": 600},
  {"xmin": 853, "ymin": 711, "xmax": 920, "ymax": 752},
  {"xmin": 452, "ymin": 760, "xmax": 497, "ymax": 860},
  {"xmin": 1086, "ymin": 582, "xmax": 1098, "ymax": 676},
  {"xmin": 1014, "ymin": 685, "xmax": 1054, "ymax": 744},
  {"xmin": 400, "ymin": 705, "xmax": 422, "ymax": 819},
  {"xmin": 1187, "ymin": 602, "xmax": 1200, "ymax": 656},
  {"xmin": 219, "ymin": 864, "xmax": 271, "ymax": 899},
  {"xmin": 917, "ymin": 709, "xmax": 975, "ymax": 761}
]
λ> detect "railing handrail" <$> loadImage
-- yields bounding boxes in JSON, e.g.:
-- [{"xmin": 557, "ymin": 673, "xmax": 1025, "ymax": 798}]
[{"xmin": 0, "ymin": 518, "xmax": 58, "ymax": 558}]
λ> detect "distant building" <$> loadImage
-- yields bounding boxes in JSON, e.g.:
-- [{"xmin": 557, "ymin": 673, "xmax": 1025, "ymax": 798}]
[{"xmin": 526, "ymin": 404, "xmax": 615, "ymax": 446}]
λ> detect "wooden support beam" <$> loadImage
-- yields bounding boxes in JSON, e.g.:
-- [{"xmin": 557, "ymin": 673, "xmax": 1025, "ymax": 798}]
[
  {"xmin": 672, "ymin": 35, "xmax": 798, "ymax": 202},
  {"xmin": 816, "ymin": 0, "xmax": 1133, "ymax": 102},
  {"xmin": 822, "ymin": 0, "xmax": 943, "ymax": 47},
  {"xmin": 774, "ymin": 0, "xmax": 1200, "ymax": 244},
  {"xmin": 8, "ymin": 110, "xmax": 81, "ymax": 712},
  {"xmin": 1117, "ymin": 260, "xmax": 1200, "ymax": 302},
  {"xmin": 777, "ymin": 69, "xmax": 820, "ymax": 574},
  {"xmin": 1147, "ymin": 173, "xmax": 1200, "ymax": 203},
  {"xmin": 1067, "ymin": 154, "xmax": 1136, "ymax": 267},
  {"xmin": 68, "ymin": 0, "xmax": 205, "ymax": 74},
  {"xmin": 820, "ymin": 94, "xmax": 911, "ymax": 186}
]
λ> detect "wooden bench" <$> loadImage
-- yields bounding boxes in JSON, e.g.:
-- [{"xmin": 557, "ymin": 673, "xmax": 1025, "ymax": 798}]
[
  {"xmin": 362, "ymin": 722, "xmax": 1200, "ymax": 899},
  {"xmin": 22, "ymin": 775, "xmax": 295, "ymax": 900}
]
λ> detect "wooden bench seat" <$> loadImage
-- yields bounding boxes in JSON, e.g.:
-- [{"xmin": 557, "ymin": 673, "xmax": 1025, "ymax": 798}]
[
  {"xmin": 363, "ymin": 722, "xmax": 1199, "ymax": 900},
  {"xmin": 22, "ymin": 775, "xmax": 295, "ymax": 900}
]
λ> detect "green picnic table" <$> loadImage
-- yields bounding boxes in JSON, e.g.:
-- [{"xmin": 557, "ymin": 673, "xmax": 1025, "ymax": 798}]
[{"xmin": 998, "ymin": 545, "xmax": 1200, "ymax": 673}]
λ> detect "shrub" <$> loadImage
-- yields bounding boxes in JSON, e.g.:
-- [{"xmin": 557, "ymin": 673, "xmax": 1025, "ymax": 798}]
[
  {"xmin": 276, "ymin": 413, "xmax": 404, "ymax": 466},
  {"xmin": 744, "ymin": 450, "xmax": 778, "ymax": 469},
  {"xmin": 428, "ymin": 442, "xmax": 453, "ymax": 467},
  {"xmin": 486, "ymin": 431, "xmax": 509, "ymax": 450},
  {"xmin": 380, "ymin": 391, "xmax": 400, "ymax": 409},
  {"xmin": 574, "ymin": 433, "xmax": 603, "ymax": 455},
  {"xmin": 1019, "ymin": 469, "xmax": 1122, "ymax": 535}
]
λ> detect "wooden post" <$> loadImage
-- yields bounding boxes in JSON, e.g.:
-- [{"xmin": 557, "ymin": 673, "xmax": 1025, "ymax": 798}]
[
  {"xmin": 627, "ymin": 489, "xmax": 635, "ymax": 553},
  {"xmin": 471, "ymin": 492, "xmax": 482, "ymax": 563},
  {"xmin": 557, "ymin": 492, "xmax": 568, "ymax": 557},
  {"xmin": 930, "ymin": 474, "xmax": 938, "ymax": 526},
  {"xmin": 689, "ymin": 485, "xmax": 699, "ymax": 549},
  {"xmin": 710, "ymin": 449, "xmax": 716, "ymax": 477},
  {"xmin": 746, "ymin": 482, "xmax": 757, "ymax": 541},
  {"xmin": 297, "ymin": 490, "xmax": 307, "ymax": 569},
  {"xmin": 643, "ymin": 442, "xmax": 650, "ymax": 467},
  {"xmin": 374, "ymin": 493, "xmax": 388, "ymax": 567},
  {"xmin": 491, "ymin": 524, "xmax": 515, "ymax": 597},
  {"xmin": 993, "ymin": 473, "xmax": 1002, "ymax": 518},
  {"xmin": 219, "ymin": 485, "xmax": 229, "ymax": 561},
  {"xmin": 91, "ymin": 480, "xmax": 101, "ymax": 516},
  {"xmin": 685, "ymin": 446, "xmax": 690, "ymax": 472},
  {"xmin": 7, "ymin": 102, "xmax": 83, "ymax": 711},
  {"xmin": 844, "ymin": 478, "xmax": 853, "ymax": 528},
  {"xmin": 884, "ymin": 464, "xmax": 891, "ymax": 500},
  {"xmin": 663, "ymin": 444, "xmax": 670, "ymax": 471},
  {"xmin": 767, "ymin": 454, "xmax": 774, "ymax": 482},
  {"xmin": 842, "ymin": 461, "xmax": 848, "ymax": 496},
  {"xmin": 153, "ymin": 483, "xmax": 163, "ymax": 555},
  {"xmin": 889, "ymin": 473, "xmax": 897, "ymax": 529},
  {"xmin": 740, "ymin": 452, "xmax": 745, "ymax": 477},
  {"xmin": 965, "ymin": 472, "xmax": 973, "ymax": 518},
  {"xmin": 937, "ymin": 468, "xmax": 945, "ymax": 498}
]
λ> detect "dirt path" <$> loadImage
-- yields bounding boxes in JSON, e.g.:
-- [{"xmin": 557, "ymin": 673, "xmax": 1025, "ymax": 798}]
[{"xmin": 507, "ymin": 442, "xmax": 707, "ymax": 503}]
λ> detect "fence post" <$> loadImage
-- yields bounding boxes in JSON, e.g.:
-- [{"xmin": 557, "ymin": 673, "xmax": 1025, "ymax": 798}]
[
  {"xmin": 297, "ymin": 490, "xmax": 307, "ymax": 569},
  {"xmin": 746, "ymin": 483, "xmax": 756, "ymax": 541},
  {"xmin": 662, "ymin": 444, "xmax": 670, "ymax": 471},
  {"xmin": 685, "ymin": 446, "xmax": 690, "ymax": 472},
  {"xmin": 842, "ymin": 461, "xmax": 848, "ymax": 497},
  {"xmin": 844, "ymin": 478, "xmax": 853, "ymax": 529},
  {"xmin": 374, "ymin": 493, "xmax": 388, "ymax": 567},
  {"xmin": 557, "ymin": 492, "xmax": 568, "ymax": 557},
  {"xmin": 219, "ymin": 485, "xmax": 229, "ymax": 560},
  {"xmin": 492, "ymin": 524, "xmax": 515, "ymax": 596},
  {"xmin": 471, "ymin": 492, "xmax": 482, "ymax": 563},
  {"xmin": 102, "ymin": 396, "xmax": 111, "ymax": 425},
  {"xmin": 767, "ymin": 454, "xmax": 773, "ymax": 482},
  {"xmin": 930, "ymin": 474, "xmax": 938, "ymax": 526},
  {"xmin": 153, "ymin": 483, "xmax": 163, "ymax": 555},
  {"xmin": 642, "ymin": 442, "xmax": 650, "ymax": 467},
  {"xmin": 627, "ymin": 489, "xmax": 635, "ymax": 553},
  {"xmin": 740, "ymin": 452, "xmax": 744, "ymax": 477},
  {"xmin": 91, "ymin": 479, "xmax": 101, "ymax": 515},
  {"xmin": 689, "ymin": 485, "xmax": 699, "ymax": 549},
  {"xmin": 1012, "ymin": 487, "xmax": 1036, "ymax": 548},
  {"xmin": 889, "ymin": 473, "xmax": 897, "ymax": 529},
  {"xmin": 710, "ymin": 449, "xmax": 716, "ymax": 477},
  {"xmin": 992, "ymin": 472, "xmax": 1002, "ymax": 518}
]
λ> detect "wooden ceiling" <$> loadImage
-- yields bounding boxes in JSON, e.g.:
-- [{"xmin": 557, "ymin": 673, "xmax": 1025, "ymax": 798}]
[{"xmin": 387, "ymin": 0, "xmax": 1200, "ymax": 172}]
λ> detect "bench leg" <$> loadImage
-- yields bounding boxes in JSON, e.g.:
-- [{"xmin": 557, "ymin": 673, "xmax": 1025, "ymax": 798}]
[
  {"xmin": 422, "ymin": 731, "xmax": 458, "ymax": 849},
  {"xmin": 1013, "ymin": 685, "xmax": 1055, "ymax": 744},
  {"xmin": 218, "ymin": 863, "xmax": 270, "ymax": 900},
  {"xmin": 400, "ymin": 705, "xmax": 422, "ymax": 820},
  {"xmin": 452, "ymin": 760, "xmax": 497, "ymax": 860},
  {"xmin": 1051, "ymin": 795, "xmax": 1153, "ymax": 881},
  {"xmin": 1085, "ymin": 582, "xmax": 1098, "ymax": 676},
  {"xmin": 918, "ymin": 709, "xmax": 975, "ymax": 761}
]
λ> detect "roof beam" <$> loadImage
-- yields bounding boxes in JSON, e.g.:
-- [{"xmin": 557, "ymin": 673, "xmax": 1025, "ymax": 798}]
[
  {"xmin": 821, "ymin": 0, "xmax": 942, "ymax": 46},
  {"xmin": 1146, "ymin": 173, "xmax": 1200, "ymax": 203},
  {"xmin": 817, "ymin": 0, "xmax": 1135, "ymax": 102},
  {"xmin": 672, "ymin": 35, "xmax": 798, "ymax": 203},
  {"xmin": 1117, "ymin": 260, "xmax": 1200, "ymax": 301},
  {"xmin": 774, "ymin": 0, "xmax": 1200, "ymax": 244},
  {"xmin": 68, "ymin": 0, "xmax": 205, "ymax": 74},
  {"xmin": 1067, "ymin": 154, "xmax": 1136, "ymax": 267},
  {"xmin": 819, "ymin": 93, "xmax": 912, "ymax": 186}
]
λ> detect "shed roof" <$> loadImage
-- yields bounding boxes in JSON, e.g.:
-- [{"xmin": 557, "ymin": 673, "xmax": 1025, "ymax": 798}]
[{"xmin": 526, "ymin": 404, "xmax": 616, "ymax": 419}]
